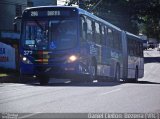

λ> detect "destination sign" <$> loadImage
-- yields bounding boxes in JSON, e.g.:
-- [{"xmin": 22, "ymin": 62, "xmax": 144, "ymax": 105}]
[{"xmin": 29, "ymin": 10, "xmax": 71, "ymax": 17}]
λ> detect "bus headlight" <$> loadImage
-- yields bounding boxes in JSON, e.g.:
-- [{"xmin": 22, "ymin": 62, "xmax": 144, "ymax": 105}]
[
  {"xmin": 22, "ymin": 56, "xmax": 32, "ymax": 64},
  {"xmin": 23, "ymin": 57, "xmax": 27, "ymax": 61},
  {"xmin": 69, "ymin": 55, "xmax": 77, "ymax": 62},
  {"xmin": 67, "ymin": 55, "xmax": 78, "ymax": 63}
]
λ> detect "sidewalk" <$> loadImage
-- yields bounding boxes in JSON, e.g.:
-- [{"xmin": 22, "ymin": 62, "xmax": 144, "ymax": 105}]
[
  {"xmin": 0, "ymin": 73, "xmax": 18, "ymax": 83},
  {"xmin": 144, "ymin": 48, "xmax": 160, "ymax": 57},
  {"xmin": 0, "ymin": 72, "xmax": 36, "ymax": 83},
  {"xmin": 0, "ymin": 68, "xmax": 19, "ymax": 83}
]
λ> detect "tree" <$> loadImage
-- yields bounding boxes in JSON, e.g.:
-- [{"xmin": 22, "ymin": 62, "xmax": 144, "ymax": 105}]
[{"xmin": 66, "ymin": 0, "xmax": 160, "ymax": 41}]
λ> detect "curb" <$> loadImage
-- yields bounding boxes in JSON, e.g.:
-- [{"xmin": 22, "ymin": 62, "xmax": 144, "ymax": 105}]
[{"xmin": 0, "ymin": 75, "xmax": 18, "ymax": 83}]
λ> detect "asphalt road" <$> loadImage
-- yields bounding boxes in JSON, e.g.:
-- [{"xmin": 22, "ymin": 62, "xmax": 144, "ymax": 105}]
[{"xmin": 0, "ymin": 48, "xmax": 160, "ymax": 115}]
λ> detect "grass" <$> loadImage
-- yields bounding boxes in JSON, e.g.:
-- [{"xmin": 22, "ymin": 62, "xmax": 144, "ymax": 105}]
[
  {"xmin": 0, "ymin": 73, "xmax": 8, "ymax": 77},
  {"xmin": 0, "ymin": 67, "xmax": 18, "ymax": 78},
  {"xmin": 0, "ymin": 68, "xmax": 19, "ymax": 83}
]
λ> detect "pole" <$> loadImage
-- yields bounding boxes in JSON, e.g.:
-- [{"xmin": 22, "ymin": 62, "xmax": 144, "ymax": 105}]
[{"xmin": 89, "ymin": 0, "xmax": 103, "ymax": 12}]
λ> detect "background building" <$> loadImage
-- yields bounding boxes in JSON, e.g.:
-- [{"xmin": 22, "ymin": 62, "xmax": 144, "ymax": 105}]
[
  {"xmin": 0, "ymin": 0, "xmax": 57, "ymax": 45},
  {"xmin": 27, "ymin": 0, "xmax": 57, "ymax": 7},
  {"xmin": 0, "ymin": 0, "xmax": 57, "ymax": 70}
]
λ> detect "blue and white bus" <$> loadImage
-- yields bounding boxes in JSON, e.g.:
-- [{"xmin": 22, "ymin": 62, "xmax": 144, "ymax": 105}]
[{"xmin": 16, "ymin": 6, "xmax": 144, "ymax": 85}]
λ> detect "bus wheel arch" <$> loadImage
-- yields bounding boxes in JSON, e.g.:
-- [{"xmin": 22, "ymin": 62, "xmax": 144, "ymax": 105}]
[
  {"xmin": 87, "ymin": 57, "xmax": 97, "ymax": 81},
  {"xmin": 38, "ymin": 75, "xmax": 49, "ymax": 86},
  {"xmin": 128, "ymin": 66, "xmax": 138, "ymax": 83},
  {"xmin": 134, "ymin": 66, "xmax": 139, "ymax": 82},
  {"xmin": 114, "ymin": 63, "xmax": 121, "ymax": 82}
]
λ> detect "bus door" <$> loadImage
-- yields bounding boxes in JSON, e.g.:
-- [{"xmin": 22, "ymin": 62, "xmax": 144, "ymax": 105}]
[{"xmin": 121, "ymin": 31, "xmax": 128, "ymax": 79}]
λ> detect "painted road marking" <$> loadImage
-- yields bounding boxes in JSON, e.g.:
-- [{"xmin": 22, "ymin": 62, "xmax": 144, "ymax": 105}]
[
  {"xmin": 100, "ymin": 88, "xmax": 121, "ymax": 96},
  {"xmin": 19, "ymin": 112, "xmax": 41, "ymax": 119}
]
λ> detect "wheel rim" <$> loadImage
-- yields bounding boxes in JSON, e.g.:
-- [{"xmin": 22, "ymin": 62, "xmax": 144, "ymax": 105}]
[
  {"xmin": 90, "ymin": 65, "xmax": 96, "ymax": 77},
  {"xmin": 135, "ymin": 68, "xmax": 138, "ymax": 82},
  {"xmin": 89, "ymin": 62, "xmax": 96, "ymax": 80},
  {"xmin": 38, "ymin": 75, "xmax": 49, "ymax": 85},
  {"xmin": 115, "ymin": 66, "xmax": 120, "ymax": 82}
]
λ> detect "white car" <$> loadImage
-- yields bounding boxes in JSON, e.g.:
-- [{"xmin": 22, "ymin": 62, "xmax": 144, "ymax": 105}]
[{"xmin": 157, "ymin": 44, "xmax": 160, "ymax": 51}]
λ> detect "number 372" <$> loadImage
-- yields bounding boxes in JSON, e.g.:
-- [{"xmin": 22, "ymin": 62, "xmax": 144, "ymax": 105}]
[{"xmin": 24, "ymin": 51, "xmax": 33, "ymax": 55}]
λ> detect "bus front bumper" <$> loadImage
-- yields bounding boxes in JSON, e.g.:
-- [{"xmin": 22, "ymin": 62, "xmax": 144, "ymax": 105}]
[{"xmin": 20, "ymin": 62, "xmax": 89, "ymax": 79}]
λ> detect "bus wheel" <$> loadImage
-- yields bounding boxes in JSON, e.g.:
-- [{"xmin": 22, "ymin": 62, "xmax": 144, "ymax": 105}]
[
  {"xmin": 19, "ymin": 74, "xmax": 24, "ymax": 83},
  {"xmin": 38, "ymin": 75, "xmax": 49, "ymax": 85},
  {"xmin": 87, "ymin": 60, "xmax": 97, "ymax": 82},
  {"xmin": 114, "ymin": 65, "xmax": 120, "ymax": 82},
  {"xmin": 133, "ymin": 67, "xmax": 138, "ymax": 82}
]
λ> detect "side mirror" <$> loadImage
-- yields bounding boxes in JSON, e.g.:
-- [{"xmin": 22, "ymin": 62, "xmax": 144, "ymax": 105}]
[
  {"xmin": 13, "ymin": 16, "xmax": 22, "ymax": 25},
  {"xmin": 83, "ymin": 22, "xmax": 87, "ymax": 31}
]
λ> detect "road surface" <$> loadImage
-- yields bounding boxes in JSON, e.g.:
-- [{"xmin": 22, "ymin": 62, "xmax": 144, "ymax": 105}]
[{"xmin": 0, "ymin": 49, "xmax": 160, "ymax": 118}]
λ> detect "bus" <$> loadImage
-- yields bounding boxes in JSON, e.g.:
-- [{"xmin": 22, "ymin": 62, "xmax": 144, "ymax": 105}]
[
  {"xmin": 124, "ymin": 32, "xmax": 144, "ymax": 81},
  {"xmin": 16, "ymin": 6, "xmax": 144, "ymax": 85}
]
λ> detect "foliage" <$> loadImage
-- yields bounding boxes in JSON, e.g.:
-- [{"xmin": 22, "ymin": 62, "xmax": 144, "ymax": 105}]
[{"xmin": 66, "ymin": 0, "xmax": 160, "ymax": 41}]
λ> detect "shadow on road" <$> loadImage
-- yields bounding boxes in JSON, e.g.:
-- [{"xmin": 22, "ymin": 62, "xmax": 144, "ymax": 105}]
[
  {"xmin": 29, "ymin": 81, "xmax": 123, "ymax": 87},
  {"xmin": 27, "ymin": 80, "xmax": 160, "ymax": 87},
  {"xmin": 125, "ymin": 81, "xmax": 160, "ymax": 85},
  {"xmin": 144, "ymin": 57, "xmax": 160, "ymax": 64}
]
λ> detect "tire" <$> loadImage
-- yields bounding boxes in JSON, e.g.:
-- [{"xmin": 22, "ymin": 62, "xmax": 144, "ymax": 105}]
[
  {"xmin": 127, "ymin": 67, "xmax": 138, "ymax": 83},
  {"xmin": 87, "ymin": 60, "xmax": 97, "ymax": 82},
  {"xmin": 19, "ymin": 73, "xmax": 24, "ymax": 83},
  {"xmin": 98, "ymin": 76, "xmax": 110, "ymax": 82},
  {"xmin": 19, "ymin": 71, "xmax": 27, "ymax": 83},
  {"xmin": 38, "ymin": 75, "xmax": 49, "ymax": 85},
  {"xmin": 114, "ymin": 65, "xmax": 120, "ymax": 82},
  {"xmin": 133, "ymin": 67, "xmax": 138, "ymax": 82},
  {"xmin": 71, "ymin": 76, "xmax": 82, "ymax": 83}
]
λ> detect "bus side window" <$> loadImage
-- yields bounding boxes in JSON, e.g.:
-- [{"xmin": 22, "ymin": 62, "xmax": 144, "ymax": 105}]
[
  {"xmin": 113, "ymin": 31, "xmax": 119, "ymax": 50},
  {"xmin": 119, "ymin": 32, "xmax": 122, "ymax": 50},
  {"xmin": 86, "ymin": 18, "xmax": 93, "ymax": 42},
  {"xmin": 130, "ymin": 39, "xmax": 135, "ymax": 56},
  {"xmin": 101, "ymin": 26, "xmax": 105, "ymax": 45},
  {"xmin": 137, "ymin": 42, "xmax": 141, "ymax": 57},
  {"xmin": 95, "ymin": 22, "xmax": 101, "ymax": 44},
  {"xmin": 137, "ymin": 41, "xmax": 140, "ymax": 57},
  {"xmin": 80, "ymin": 16, "xmax": 87, "ymax": 42},
  {"xmin": 129, "ymin": 39, "xmax": 132, "ymax": 55},
  {"xmin": 127, "ymin": 37, "xmax": 131, "ymax": 55},
  {"xmin": 92, "ymin": 21, "xmax": 95, "ymax": 41},
  {"xmin": 135, "ymin": 41, "xmax": 139, "ymax": 56},
  {"xmin": 139, "ymin": 42, "xmax": 143, "ymax": 57},
  {"xmin": 105, "ymin": 27, "xmax": 108, "ymax": 46},
  {"xmin": 132, "ymin": 40, "xmax": 135, "ymax": 56},
  {"xmin": 134, "ymin": 40, "xmax": 137, "ymax": 56},
  {"xmin": 107, "ymin": 28, "xmax": 113, "ymax": 48}
]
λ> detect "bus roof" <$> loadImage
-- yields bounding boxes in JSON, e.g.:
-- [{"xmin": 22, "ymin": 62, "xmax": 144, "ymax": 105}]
[
  {"xmin": 77, "ymin": 7, "xmax": 122, "ymax": 31},
  {"xmin": 24, "ymin": 6, "xmax": 143, "ymax": 39},
  {"xmin": 25, "ymin": 5, "xmax": 74, "ymax": 10},
  {"xmin": 24, "ymin": 6, "xmax": 122, "ymax": 31},
  {"xmin": 126, "ymin": 32, "xmax": 143, "ymax": 42}
]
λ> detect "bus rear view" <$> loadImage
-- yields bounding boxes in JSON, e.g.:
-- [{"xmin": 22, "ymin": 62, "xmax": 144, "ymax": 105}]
[{"xmin": 19, "ymin": 6, "xmax": 80, "ymax": 85}]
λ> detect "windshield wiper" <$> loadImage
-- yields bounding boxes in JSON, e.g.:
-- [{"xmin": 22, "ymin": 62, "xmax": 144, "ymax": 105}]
[{"xmin": 34, "ymin": 20, "xmax": 44, "ymax": 31}]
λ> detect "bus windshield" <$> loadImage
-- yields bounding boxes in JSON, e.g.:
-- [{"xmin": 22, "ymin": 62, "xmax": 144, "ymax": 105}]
[{"xmin": 23, "ymin": 19, "xmax": 77, "ymax": 50}]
